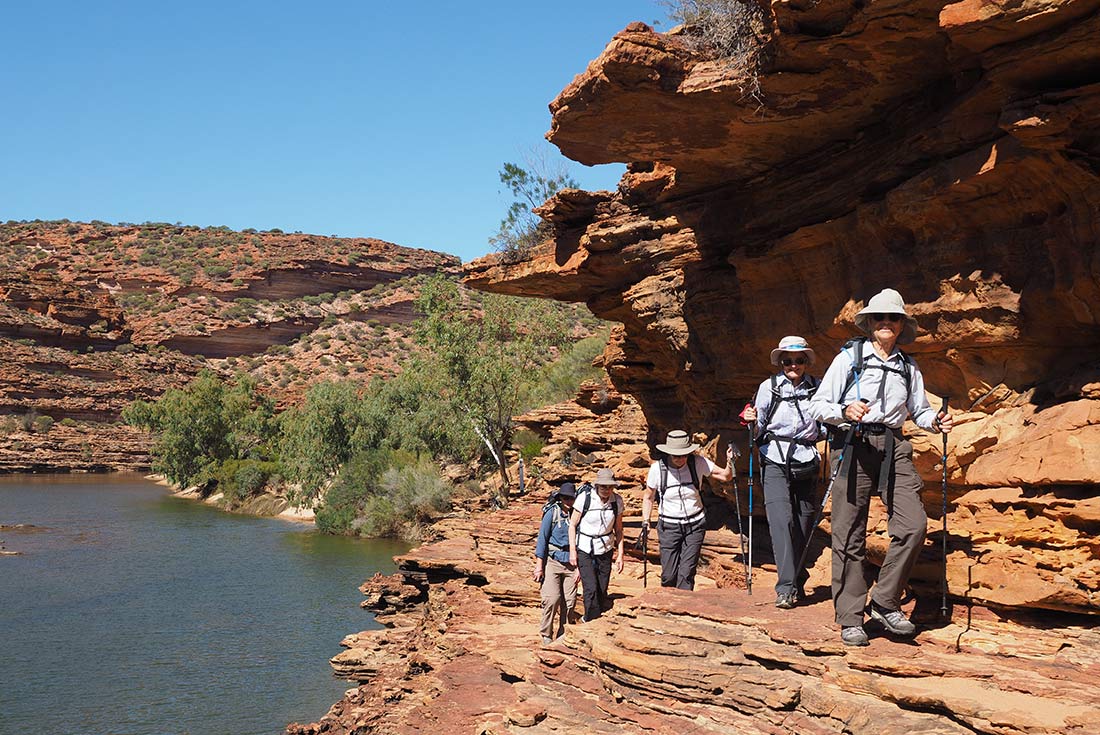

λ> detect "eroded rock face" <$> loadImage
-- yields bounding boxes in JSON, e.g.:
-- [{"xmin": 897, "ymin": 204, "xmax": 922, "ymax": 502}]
[
  {"xmin": 465, "ymin": 3, "xmax": 1100, "ymax": 618},
  {"xmin": 288, "ymin": 499, "xmax": 1100, "ymax": 735}
]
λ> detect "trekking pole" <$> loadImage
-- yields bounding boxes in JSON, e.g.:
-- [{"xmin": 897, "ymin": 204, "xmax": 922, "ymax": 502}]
[
  {"xmin": 940, "ymin": 396, "xmax": 950, "ymax": 619},
  {"xmin": 747, "ymin": 425, "xmax": 755, "ymax": 595},
  {"xmin": 727, "ymin": 443, "xmax": 749, "ymax": 586},
  {"xmin": 634, "ymin": 496, "xmax": 649, "ymax": 588},
  {"xmin": 794, "ymin": 421, "xmax": 858, "ymax": 580}
]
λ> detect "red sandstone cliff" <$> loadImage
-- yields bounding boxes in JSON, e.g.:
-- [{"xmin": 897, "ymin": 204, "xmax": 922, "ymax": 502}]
[
  {"xmin": 464, "ymin": 0, "xmax": 1100, "ymax": 618},
  {"xmin": 292, "ymin": 2, "xmax": 1099, "ymax": 733}
]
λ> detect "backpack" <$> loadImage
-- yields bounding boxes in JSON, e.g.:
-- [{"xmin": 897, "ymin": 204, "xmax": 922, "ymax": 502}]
[
  {"xmin": 760, "ymin": 373, "xmax": 820, "ymax": 432},
  {"xmin": 575, "ymin": 483, "xmax": 623, "ymax": 550},
  {"xmin": 839, "ymin": 336, "xmax": 912, "ymax": 405},
  {"xmin": 758, "ymin": 373, "xmax": 823, "ymax": 479},
  {"xmin": 577, "ymin": 482, "xmax": 622, "ymax": 519},
  {"xmin": 541, "ymin": 498, "xmax": 566, "ymax": 526},
  {"xmin": 655, "ymin": 455, "xmax": 700, "ymax": 506}
]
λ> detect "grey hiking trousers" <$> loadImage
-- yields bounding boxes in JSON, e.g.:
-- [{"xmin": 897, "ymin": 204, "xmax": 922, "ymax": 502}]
[
  {"xmin": 658, "ymin": 516, "xmax": 706, "ymax": 590},
  {"xmin": 761, "ymin": 462, "xmax": 816, "ymax": 596},
  {"xmin": 831, "ymin": 430, "xmax": 926, "ymax": 627}
]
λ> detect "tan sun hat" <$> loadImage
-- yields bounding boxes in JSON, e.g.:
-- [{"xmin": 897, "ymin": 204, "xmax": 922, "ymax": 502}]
[
  {"xmin": 592, "ymin": 468, "xmax": 620, "ymax": 486},
  {"xmin": 854, "ymin": 288, "xmax": 919, "ymax": 344},
  {"xmin": 656, "ymin": 429, "xmax": 700, "ymax": 456},
  {"xmin": 769, "ymin": 335, "xmax": 816, "ymax": 366}
]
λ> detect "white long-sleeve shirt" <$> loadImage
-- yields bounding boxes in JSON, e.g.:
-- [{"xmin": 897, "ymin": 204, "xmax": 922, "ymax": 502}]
[
  {"xmin": 808, "ymin": 340, "xmax": 938, "ymax": 431},
  {"xmin": 753, "ymin": 374, "xmax": 822, "ymax": 464}
]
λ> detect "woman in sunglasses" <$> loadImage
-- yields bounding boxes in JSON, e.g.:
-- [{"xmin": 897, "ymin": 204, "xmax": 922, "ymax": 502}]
[
  {"xmin": 741, "ymin": 336, "xmax": 823, "ymax": 610},
  {"xmin": 808, "ymin": 288, "xmax": 952, "ymax": 647}
]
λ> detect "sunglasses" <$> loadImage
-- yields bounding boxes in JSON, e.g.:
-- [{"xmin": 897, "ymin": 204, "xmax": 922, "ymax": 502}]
[
  {"xmin": 781, "ymin": 357, "xmax": 807, "ymax": 366},
  {"xmin": 870, "ymin": 313, "xmax": 903, "ymax": 322}
]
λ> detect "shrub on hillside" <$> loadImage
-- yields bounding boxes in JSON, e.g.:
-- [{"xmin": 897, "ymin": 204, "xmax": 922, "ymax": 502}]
[{"xmin": 662, "ymin": 0, "xmax": 770, "ymax": 100}]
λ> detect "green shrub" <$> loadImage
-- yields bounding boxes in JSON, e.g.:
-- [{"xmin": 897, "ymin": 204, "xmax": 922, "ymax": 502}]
[
  {"xmin": 33, "ymin": 415, "xmax": 55, "ymax": 433},
  {"xmin": 215, "ymin": 458, "xmax": 279, "ymax": 504},
  {"xmin": 314, "ymin": 448, "xmax": 402, "ymax": 534},
  {"xmin": 513, "ymin": 429, "xmax": 545, "ymax": 462},
  {"xmin": 358, "ymin": 460, "xmax": 451, "ymax": 538}
]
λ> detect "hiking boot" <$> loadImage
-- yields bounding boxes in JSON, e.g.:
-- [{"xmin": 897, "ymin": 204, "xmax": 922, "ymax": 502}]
[
  {"xmin": 775, "ymin": 591, "xmax": 796, "ymax": 609},
  {"xmin": 841, "ymin": 625, "xmax": 869, "ymax": 647},
  {"xmin": 870, "ymin": 603, "xmax": 917, "ymax": 636}
]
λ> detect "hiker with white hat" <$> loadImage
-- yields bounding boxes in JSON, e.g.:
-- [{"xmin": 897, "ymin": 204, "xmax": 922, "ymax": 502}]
[
  {"xmin": 568, "ymin": 468, "xmax": 625, "ymax": 622},
  {"xmin": 640, "ymin": 430, "xmax": 734, "ymax": 590},
  {"xmin": 534, "ymin": 482, "xmax": 579, "ymax": 644},
  {"xmin": 741, "ymin": 336, "xmax": 824, "ymax": 609},
  {"xmin": 808, "ymin": 288, "xmax": 952, "ymax": 647}
]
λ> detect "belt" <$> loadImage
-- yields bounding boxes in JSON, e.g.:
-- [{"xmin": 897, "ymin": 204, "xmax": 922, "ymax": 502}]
[
  {"xmin": 834, "ymin": 424, "xmax": 903, "ymax": 498},
  {"xmin": 660, "ymin": 511, "xmax": 705, "ymax": 525}
]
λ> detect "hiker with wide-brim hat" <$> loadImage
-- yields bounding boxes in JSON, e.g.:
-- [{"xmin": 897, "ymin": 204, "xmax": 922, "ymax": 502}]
[
  {"xmin": 533, "ymin": 481, "xmax": 579, "ymax": 644},
  {"xmin": 741, "ymin": 336, "xmax": 824, "ymax": 609},
  {"xmin": 808, "ymin": 288, "xmax": 953, "ymax": 647},
  {"xmin": 640, "ymin": 430, "xmax": 734, "ymax": 590},
  {"xmin": 568, "ymin": 469, "xmax": 625, "ymax": 622}
]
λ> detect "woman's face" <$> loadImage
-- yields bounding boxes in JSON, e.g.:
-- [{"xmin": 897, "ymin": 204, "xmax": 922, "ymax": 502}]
[
  {"xmin": 779, "ymin": 352, "xmax": 808, "ymax": 381},
  {"xmin": 669, "ymin": 454, "xmax": 689, "ymax": 468},
  {"xmin": 870, "ymin": 312, "xmax": 903, "ymax": 344}
]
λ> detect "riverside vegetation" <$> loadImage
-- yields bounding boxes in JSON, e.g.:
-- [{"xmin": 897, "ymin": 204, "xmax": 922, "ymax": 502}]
[{"xmin": 124, "ymin": 275, "xmax": 609, "ymax": 539}]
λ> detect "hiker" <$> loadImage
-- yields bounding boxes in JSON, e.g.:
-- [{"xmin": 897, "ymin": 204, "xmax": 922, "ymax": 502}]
[
  {"xmin": 808, "ymin": 288, "xmax": 952, "ymax": 647},
  {"xmin": 533, "ymin": 481, "xmax": 579, "ymax": 645},
  {"xmin": 741, "ymin": 336, "xmax": 824, "ymax": 609},
  {"xmin": 640, "ymin": 430, "xmax": 734, "ymax": 590},
  {"xmin": 568, "ymin": 468, "xmax": 625, "ymax": 622}
]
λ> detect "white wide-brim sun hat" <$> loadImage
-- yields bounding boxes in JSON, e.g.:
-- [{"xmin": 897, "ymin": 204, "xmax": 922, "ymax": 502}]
[
  {"xmin": 656, "ymin": 430, "xmax": 700, "ymax": 456},
  {"xmin": 854, "ymin": 288, "xmax": 919, "ymax": 344},
  {"xmin": 769, "ymin": 335, "xmax": 816, "ymax": 366}
]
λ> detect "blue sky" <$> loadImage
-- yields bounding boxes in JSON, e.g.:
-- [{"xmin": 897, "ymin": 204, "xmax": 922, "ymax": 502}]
[{"xmin": 0, "ymin": 1, "xmax": 668, "ymax": 262}]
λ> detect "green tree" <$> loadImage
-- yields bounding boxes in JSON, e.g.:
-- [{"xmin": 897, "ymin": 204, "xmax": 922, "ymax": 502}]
[
  {"xmin": 489, "ymin": 158, "xmax": 578, "ymax": 262},
  {"xmin": 278, "ymin": 380, "xmax": 366, "ymax": 501},
  {"xmin": 123, "ymin": 372, "xmax": 275, "ymax": 489},
  {"xmin": 414, "ymin": 276, "xmax": 570, "ymax": 487}
]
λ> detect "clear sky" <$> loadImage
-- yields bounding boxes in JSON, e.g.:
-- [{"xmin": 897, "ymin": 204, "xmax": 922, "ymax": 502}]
[{"xmin": 1, "ymin": 1, "xmax": 669, "ymax": 262}]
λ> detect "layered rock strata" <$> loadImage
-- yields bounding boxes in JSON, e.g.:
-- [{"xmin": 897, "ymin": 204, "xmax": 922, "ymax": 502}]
[
  {"xmin": 289, "ymin": 499, "xmax": 1099, "ymax": 734},
  {"xmin": 465, "ymin": 3, "xmax": 1100, "ymax": 618},
  {"xmin": 0, "ymin": 221, "xmax": 461, "ymax": 471}
]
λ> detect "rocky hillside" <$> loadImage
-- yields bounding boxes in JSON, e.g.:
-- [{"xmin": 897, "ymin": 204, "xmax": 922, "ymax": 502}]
[
  {"xmin": 0, "ymin": 220, "xmax": 462, "ymax": 471},
  {"xmin": 291, "ymin": 2, "xmax": 1099, "ymax": 733}
]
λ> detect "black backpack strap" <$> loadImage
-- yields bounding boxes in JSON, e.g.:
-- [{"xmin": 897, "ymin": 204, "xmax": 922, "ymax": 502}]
[
  {"xmin": 687, "ymin": 454, "xmax": 700, "ymax": 492},
  {"xmin": 658, "ymin": 459, "xmax": 667, "ymax": 504},
  {"xmin": 761, "ymin": 374, "xmax": 782, "ymax": 433}
]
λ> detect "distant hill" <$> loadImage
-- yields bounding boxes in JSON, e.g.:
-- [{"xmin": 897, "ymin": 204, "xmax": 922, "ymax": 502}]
[{"xmin": 0, "ymin": 220, "xmax": 516, "ymax": 471}]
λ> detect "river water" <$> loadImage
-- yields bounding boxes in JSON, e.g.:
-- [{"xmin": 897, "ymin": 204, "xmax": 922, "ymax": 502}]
[{"xmin": 0, "ymin": 474, "xmax": 409, "ymax": 735}]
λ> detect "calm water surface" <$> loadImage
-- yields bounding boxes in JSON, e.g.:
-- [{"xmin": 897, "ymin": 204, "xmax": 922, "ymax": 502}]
[{"xmin": 0, "ymin": 474, "xmax": 409, "ymax": 735}]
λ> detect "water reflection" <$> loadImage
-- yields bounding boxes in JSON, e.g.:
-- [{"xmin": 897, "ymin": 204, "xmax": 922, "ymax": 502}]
[{"xmin": 0, "ymin": 474, "xmax": 410, "ymax": 735}]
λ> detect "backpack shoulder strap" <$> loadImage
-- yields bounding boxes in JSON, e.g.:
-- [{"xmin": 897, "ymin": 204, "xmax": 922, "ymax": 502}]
[
  {"xmin": 762, "ymin": 374, "xmax": 783, "ymax": 430},
  {"xmin": 898, "ymin": 349, "xmax": 913, "ymax": 394},
  {"xmin": 687, "ymin": 454, "xmax": 700, "ymax": 491},
  {"xmin": 840, "ymin": 337, "xmax": 867, "ymax": 400},
  {"xmin": 657, "ymin": 459, "xmax": 667, "ymax": 504},
  {"xmin": 580, "ymin": 487, "xmax": 592, "ymax": 517}
]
